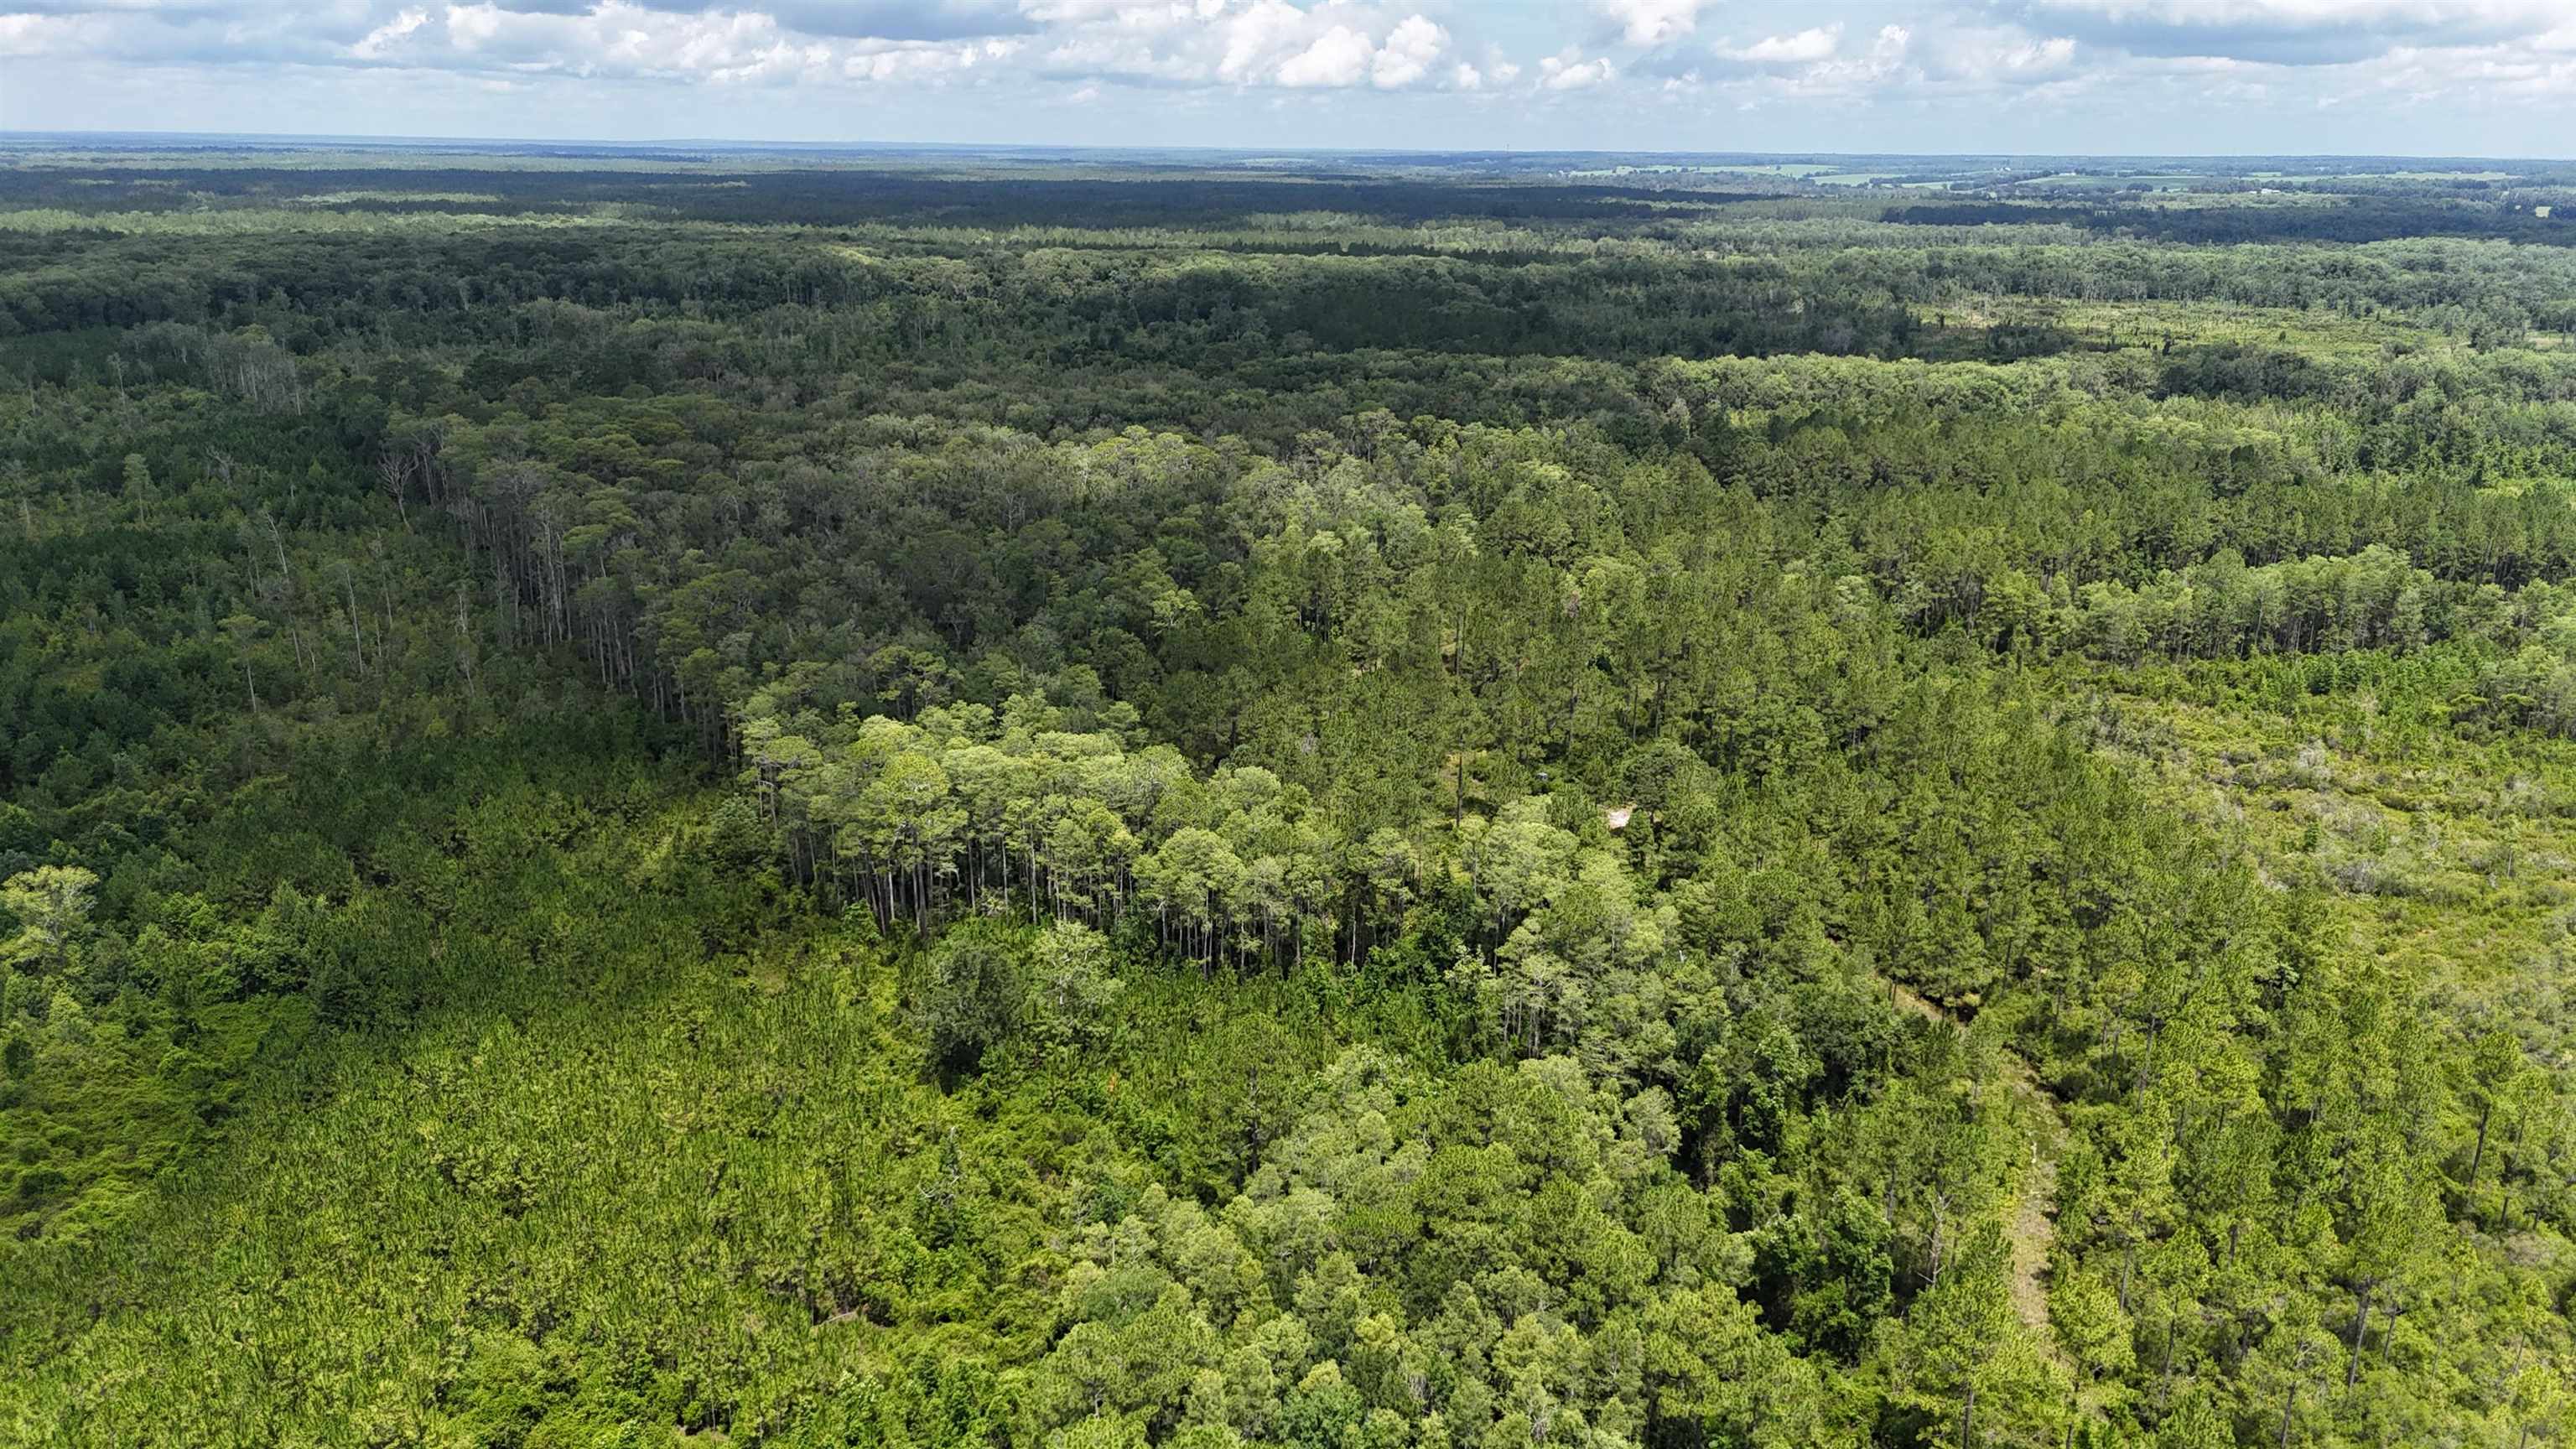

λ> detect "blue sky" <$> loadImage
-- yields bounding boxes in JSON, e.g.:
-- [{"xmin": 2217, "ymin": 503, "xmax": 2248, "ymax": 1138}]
[{"xmin": 5, "ymin": 1, "xmax": 2575, "ymax": 156}]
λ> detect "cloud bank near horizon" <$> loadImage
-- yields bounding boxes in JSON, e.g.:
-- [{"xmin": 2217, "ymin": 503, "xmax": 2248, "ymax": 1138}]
[{"xmin": 5, "ymin": 0, "xmax": 2575, "ymax": 155}]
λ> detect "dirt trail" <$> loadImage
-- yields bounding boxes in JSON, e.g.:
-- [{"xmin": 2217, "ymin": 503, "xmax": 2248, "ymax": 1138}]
[{"xmin": 1883, "ymin": 978, "xmax": 2064, "ymax": 1349}]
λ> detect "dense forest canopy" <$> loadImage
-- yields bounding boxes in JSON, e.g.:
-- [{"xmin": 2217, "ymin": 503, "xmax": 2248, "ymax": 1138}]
[{"xmin": 7, "ymin": 141, "xmax": 2576, "ymax": 1449}]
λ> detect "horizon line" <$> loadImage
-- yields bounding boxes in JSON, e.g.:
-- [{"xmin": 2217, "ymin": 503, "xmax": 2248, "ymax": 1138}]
[{"xmin": 3, "ymin": 128, "xmax": 2571, "ymax": 167}]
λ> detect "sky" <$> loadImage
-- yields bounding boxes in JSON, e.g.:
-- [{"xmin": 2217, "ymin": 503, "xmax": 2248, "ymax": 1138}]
[{"xmin": 4, "ymin": 1, "xmax": 2576, "ymax": 157}]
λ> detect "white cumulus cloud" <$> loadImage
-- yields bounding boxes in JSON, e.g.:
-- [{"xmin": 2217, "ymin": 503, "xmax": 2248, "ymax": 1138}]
[
  {"xmin": 1275, "ymin": 23, "xmax": 1372, "ymax": 85},
  {"xmin": 1371, "ymin": 13, "xmax": 1445, "ymax": 88},
  {"xmin": 1540, "ymin": 49, "xmax": 1616, "ymax": 89},
  {"xmin": 1717, "ymin": 24, "xmax": 1845, "ymax": 65},
  {"xmin": 1593, "ymin": 0, "xmax": 1711, "ymax": 48}
]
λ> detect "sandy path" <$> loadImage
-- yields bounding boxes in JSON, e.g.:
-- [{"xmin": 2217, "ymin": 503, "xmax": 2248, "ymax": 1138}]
[{"xmin": 1883, "ymin": 977, "xmax": 2064, "ymax": 1347}]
